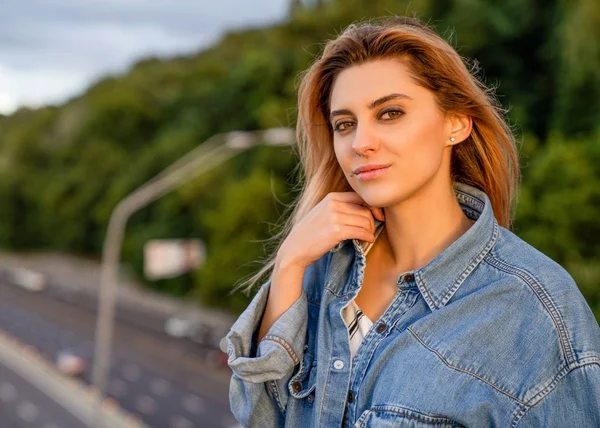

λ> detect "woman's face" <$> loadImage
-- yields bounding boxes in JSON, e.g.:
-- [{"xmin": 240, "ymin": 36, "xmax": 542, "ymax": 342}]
[{"xmin": 329, "ymin": 58, "xmax": 455, "ymax": 208}]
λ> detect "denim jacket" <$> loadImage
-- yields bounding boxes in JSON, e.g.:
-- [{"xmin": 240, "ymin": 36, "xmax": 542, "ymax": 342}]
[{"xmin": 222, "ymin": 181, "xmax": 600, "ymax": 427}]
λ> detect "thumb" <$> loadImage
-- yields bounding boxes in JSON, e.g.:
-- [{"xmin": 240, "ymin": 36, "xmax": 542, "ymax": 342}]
[
  {"xmin": 363, "ymin": 204, "xmax": 384, "ymax": 222},
  {"xmin": 372, "ymin": 207, "xmax": 385, "ymax": 221}
]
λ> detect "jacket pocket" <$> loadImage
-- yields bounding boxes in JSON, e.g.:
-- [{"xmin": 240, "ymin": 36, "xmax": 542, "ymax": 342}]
[
  {"xmin": 355, "ymin": 404, "xmax": 464, "ymax": 428},
  {"xmin": 288, "ymin": 351, "xmax": 317, "ymax": 400}
]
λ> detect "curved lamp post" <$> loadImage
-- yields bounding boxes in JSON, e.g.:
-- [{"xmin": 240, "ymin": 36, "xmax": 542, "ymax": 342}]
[{"xmin": 90, "ymin": 128, "xmax": 295, "ymax": 427}]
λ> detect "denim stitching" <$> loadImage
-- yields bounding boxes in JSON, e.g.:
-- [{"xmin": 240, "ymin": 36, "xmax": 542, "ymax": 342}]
[
  {"xmin": 455, "ymin": 190, "xmax": 484, "ymax": 211},
  {"xmin": 289, "ymin": 352, "xmax": 313, "ymax": 384},
  {"xmin": 482, "ymin": 253, "xmax": 575, "ymax": 365},
  {"xmin": 368, "ymin": 405, "xmax": 465, "ymax": 426},
  {"xmin": 416, "ymin": 272, "xmax": 438, "ymax": 310},
  {"xmin": 578, "ymin": 355, "xmax": 600, "ymax": 365},
  {"xmin": 318, "ymin": 315, "xmax": 335, "ymax": 421},
  {"xmin": 261, "ymin": 334, "xmax": 300, "ymax": 365},
  {"xmin": 516, "ymin": 364, "xmax": 572, "ymax": 413},
  {"xmin": 509, "ymin": 361, "xmax": 600, "ymax": 427},
  {"xmin": 439, "ymin": 220, "xmax": 499, "ymax": 307},
  {"xmin": 288, "ymin": 355, "xmax": 317, "ymax": 400},
  {"xmin": 406, "ymin": 326, "xmax": 527, "ymax": 405},
  {"xmin": 325, "ymin": 285, "xmax": 345, "ymax": 297},
  {"xmin": 509, "ymin": 404, "xmax": 529, "ymax": 428},
  {"xmin": 267, "ymin": 379, "xmax": 285, "ymax": 414},
  {"xmin": 412, "ymin": 191, "xmax": 494, "ymax": 310},
  {"xmin": 349, "ymin": 291, "xmax": 419, "ymax": 422}
]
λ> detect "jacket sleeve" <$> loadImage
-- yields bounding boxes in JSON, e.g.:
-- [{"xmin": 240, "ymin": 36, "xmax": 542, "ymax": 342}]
[
  {"xmin": 515, "ymin": 362, "xmax": 600, "ymax": 427},
  {"xmin": 221, "ymin": 274, "xmax": 309, "ymax": 427}
]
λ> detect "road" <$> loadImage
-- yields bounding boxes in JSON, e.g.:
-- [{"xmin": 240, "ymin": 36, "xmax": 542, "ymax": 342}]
[
  {"xmin": 0, "ymin": 282, "xmax": 238, "ymax": 428},
  {"xmin": 0, "ymin": 362, "xmax": 83, "ymax": 428}
]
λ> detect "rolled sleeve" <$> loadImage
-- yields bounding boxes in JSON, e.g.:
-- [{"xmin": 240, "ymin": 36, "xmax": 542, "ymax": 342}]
[
  {"xmin": 222, "ymin": 276, "xmax": 309, "ymax": 425},
  {"xmin": 516, "ymin": 362, "xmax": 600, "ymax": 427},
  {"xmin": 222, "ymin": 278, "xmax": 308, "ymax": 384}
]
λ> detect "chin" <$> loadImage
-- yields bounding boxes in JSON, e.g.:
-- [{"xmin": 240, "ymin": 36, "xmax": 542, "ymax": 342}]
[{"xmin": 354, "ymin": 191, "xmax": 389, "ymax": 209}]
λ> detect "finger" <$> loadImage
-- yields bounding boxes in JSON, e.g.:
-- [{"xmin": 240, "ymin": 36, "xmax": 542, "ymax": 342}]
[
  {"xmin": 358, "ymin": 203, "xmax": 384, "ymax": 222},
  {"xmin": 344, "ymin": 224, "xmax": 376, "ymax": 243},
  {"xmin": 340, "ymin": 206, "xmax": 376, "ymax": 234},
  {"xmin": 371, "ymin": 207, "xmax": 385, "ymax": 221},
  {"xmin": 340, "ymin": 217, "xmax": 377, "ymax": 242},
  {"xmin": 331, "ymin": 192, "xmax": 384, "ymax": 224},
  {"xmin": 349, "ymin": 195, "xmax": 385, "ymax": 223}
]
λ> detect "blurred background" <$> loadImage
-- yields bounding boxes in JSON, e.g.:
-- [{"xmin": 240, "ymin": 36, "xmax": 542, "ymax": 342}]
[{"xmin": 0, "ymin": 0, "xmax": 598, "ymax": 427}]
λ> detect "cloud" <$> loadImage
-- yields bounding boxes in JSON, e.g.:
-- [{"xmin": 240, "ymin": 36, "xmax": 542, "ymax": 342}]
[
  {"xmin": 1, "ymin": 64, "xmax": 92, "ymax": 113},
  {"xmin": 0, "ymin": 0, "xmax": 288, "ymax": 113}
]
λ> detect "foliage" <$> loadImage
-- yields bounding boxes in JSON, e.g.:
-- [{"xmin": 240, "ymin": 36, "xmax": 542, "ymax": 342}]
[
  {"xmin": 514, "ymin": 132, "xmax": 600, "ymax": 318},
  {"xmin": 0, "ymin": 0, "xmax": 598, "ymax": 320}
]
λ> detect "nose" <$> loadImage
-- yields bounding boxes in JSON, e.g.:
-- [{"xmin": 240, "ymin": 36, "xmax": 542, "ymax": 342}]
[{"xmin": 351, "ymin": 122, "xmax": 378, "ymax": 156}]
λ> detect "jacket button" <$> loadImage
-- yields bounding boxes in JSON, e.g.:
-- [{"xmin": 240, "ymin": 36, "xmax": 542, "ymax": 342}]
[
  {"xmin": 307, "ymin": 394, "xmax": 314, "ymax": 404},
  {"xmin": 348, "ymin": 390, "xmax": 355, "ymax": 403},
  {"xmin": 404, "ymin": 273, "xmax": 415, "ymax": 282},
  {"xmin": 292, "ymin": 381, "xmax": 302, "ymax": 393},
  {"xmin": 376, "ymin": 323, "xmax": 386, "ymax": 333}
]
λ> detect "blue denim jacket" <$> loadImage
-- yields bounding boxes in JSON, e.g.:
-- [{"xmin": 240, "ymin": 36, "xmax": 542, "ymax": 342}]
[{"xmin": 222, "ymin": 181, "xmax": 600, "ymax": 427}]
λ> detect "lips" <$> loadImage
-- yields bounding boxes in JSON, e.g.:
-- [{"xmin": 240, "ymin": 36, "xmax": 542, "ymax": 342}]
[
  {"xmin": 354, "ymin": 165, "xmax": 391, "ymax": 181},
  {"xmin": 352, "ymin": 164, "xmax": 392, "ymax": 175}
]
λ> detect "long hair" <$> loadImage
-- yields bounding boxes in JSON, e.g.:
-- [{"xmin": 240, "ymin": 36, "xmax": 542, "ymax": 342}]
[{"xmin": 233, "ymin": 16, "xmax": 520, "ymax": 296}]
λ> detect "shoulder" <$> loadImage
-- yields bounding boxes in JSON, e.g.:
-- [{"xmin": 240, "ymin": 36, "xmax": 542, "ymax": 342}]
[
  {"xmin": 483, "ymin": 225, "xmax": 600, "ymax": 365},
  {"xmin": 411, "ymin": 225, "xmax": 599, "ymax": 404}
]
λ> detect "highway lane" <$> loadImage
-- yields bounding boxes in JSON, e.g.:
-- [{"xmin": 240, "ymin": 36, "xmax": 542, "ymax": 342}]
[
  {"xmin": 0, "ymin": 283, "xmax": 238, "ymax": 428},
  {"xmin": 0, "ymin": 362, "xmax": 83, "ymax": 428}
]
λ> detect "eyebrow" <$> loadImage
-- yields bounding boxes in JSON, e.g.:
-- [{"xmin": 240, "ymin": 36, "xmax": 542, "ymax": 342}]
[{"xmin": 329, "ymin": 93, "xmax": 412, "ymax": 120}]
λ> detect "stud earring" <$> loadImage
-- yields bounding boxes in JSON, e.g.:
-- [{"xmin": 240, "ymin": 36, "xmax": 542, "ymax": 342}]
[{"xmin": 450, "ymin": 136, "xmax": 455, "ymax": 142}]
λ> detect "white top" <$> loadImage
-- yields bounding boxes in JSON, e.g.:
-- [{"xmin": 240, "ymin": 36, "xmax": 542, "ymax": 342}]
[
  {"xmin": 342, "ymin": 298, "xmax": 373, "ymax": 359},
  {"xmin": 341, "ymin": 221, "xmax": 385, "ymax": 359}
]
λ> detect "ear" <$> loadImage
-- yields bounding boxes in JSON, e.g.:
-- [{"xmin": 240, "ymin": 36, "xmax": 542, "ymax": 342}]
[{"xmin": 445, "ymin": 113, "xmax": 472, "ymax": 146}]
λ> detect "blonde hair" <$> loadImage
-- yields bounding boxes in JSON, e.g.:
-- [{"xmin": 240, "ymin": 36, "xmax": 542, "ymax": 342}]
[{"xmin": 232, "ymin": 16, "xmax": 520, "ymax": 296}]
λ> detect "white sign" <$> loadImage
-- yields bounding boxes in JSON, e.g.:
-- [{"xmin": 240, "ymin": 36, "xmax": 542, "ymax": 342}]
[{"xmin": 144, "ymin": 239, "xmax": 206, "ymax": 280}]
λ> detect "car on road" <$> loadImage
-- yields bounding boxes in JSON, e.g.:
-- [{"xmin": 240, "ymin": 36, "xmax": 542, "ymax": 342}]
[{"xmin": 6, "ymin": 267, "xmax": 47, "ymax": 292}]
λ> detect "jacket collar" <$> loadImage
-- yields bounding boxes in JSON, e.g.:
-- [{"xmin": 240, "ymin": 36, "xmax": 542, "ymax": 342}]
[{"xmin": 329, "ymin": 181, "xmax": 499, "ymax": 311}]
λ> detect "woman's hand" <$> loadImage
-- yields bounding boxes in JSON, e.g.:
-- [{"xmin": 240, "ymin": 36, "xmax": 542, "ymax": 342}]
[{"xmin": 278, "ymin": 192, "xmax": 385, "ymax": 269}]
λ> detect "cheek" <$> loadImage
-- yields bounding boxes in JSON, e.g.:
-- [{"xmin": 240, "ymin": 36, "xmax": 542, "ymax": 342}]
[
  {"xmin": 333, "ymin": 140, "xmax": 352, "ymax": 173},
  {"xmin": 333, "ymin": 140, "xmax": 342, "ymax": 160},
  {"xmin": 392, "ymin": 115, "xmax": 447, "ymax": 170}
]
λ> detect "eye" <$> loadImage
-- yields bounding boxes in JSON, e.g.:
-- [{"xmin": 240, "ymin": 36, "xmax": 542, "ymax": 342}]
[
  {"xmin": 380, "ymin": 108, "xmax": 404, "ymax": 120},
  {"xmin": 333, "ymin": 120, "xmax": 355, "ymax": 133}
]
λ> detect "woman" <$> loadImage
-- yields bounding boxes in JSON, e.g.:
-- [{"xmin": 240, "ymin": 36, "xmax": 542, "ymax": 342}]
[{"xmin": 221, "ymin": 16, "xmax": 600, "ymax": 427}]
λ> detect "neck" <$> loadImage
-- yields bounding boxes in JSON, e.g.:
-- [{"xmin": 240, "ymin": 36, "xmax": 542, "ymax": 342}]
[{"xmin": 376, "ymin": 179, "xmax": 474, "ymax": 274}]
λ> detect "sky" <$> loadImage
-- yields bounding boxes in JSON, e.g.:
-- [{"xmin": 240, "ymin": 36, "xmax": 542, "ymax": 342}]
[{"xmin": 0, "ymin": 0, "xmax": 289, "ymax": 114}]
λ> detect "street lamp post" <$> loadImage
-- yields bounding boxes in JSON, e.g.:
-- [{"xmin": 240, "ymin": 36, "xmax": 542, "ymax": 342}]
[{"xmin": 90, "ymin": 128, "xmax": 295, "ymax": 427}]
